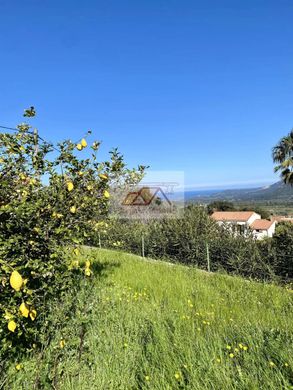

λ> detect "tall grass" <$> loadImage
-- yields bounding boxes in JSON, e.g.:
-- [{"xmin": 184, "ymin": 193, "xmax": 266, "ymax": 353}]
[{"xmin": 4, "ymin": 249, "xmax": 293, "ymax": 389}]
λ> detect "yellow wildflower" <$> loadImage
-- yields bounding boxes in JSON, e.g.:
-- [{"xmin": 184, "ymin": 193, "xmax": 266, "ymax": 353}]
[
  {"xmin": 229, "ymin": 353, "xmax": 234, "ymax": 358},
  {"xmin": 60, "ymin": 339, "xmax": 66, "ymax": 348},
  {"xmin": 145, "ymin": 376, "xmax": 150, "ymax": 381},
  {"xmin": 76, "ymin": 143, "xmax": 83, "ymax": 151},
  {"xmin": 15, "ymin": 364, "xmax": 22, "ymax": 371},
  {"xmin": 174, "ymin": 373, "xmax": 181, "ymax": 380}
]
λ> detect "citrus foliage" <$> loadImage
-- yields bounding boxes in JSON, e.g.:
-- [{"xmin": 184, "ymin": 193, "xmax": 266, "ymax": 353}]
[{"xmin": 0, "ymin": 108, "xmax": 145, "ymax": 359}]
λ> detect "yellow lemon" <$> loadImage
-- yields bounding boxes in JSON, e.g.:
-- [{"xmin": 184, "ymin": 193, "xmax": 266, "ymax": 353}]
[
  {"xmin": 85, "ymin": 268, "xmax": 91, "ymax": 276},
  {"xmin": 73, "ymin": 248, "xmax": 80, "ymax": 256},
  {"xmin": 67, "ymin": 182, "xmax": 74, "ymax": 192},
  {"xmin": 70, "ymin": 206, "xmax": 76, "ymax": 214},
  {"xmin": 10, "ymin": 271, "xmax": 23, "ymax": 291},
  {"xmin": 104, "ymin": 190, "xmax": 110, "ymax": 199},
  {"xmin": 81, "ymin": 138, "xmax": 87, "ymax": 148},
  {"xmin": 19, "ymin": 302, "xmax": 30, "ymax": 318},
  {"xmin": 8, "ymin": 320, "xmax": 17, "ymax": 332},
  {"xmin": 76, "ymin": 143, "xmax": 83, "ymax": 151},
  {"xmin": 29, "ymin": 309, "xmax": 37, "ymax": 321},
  {"xmin": 99, "ymin": 173, "xmax": 108, "ymax": 180}
]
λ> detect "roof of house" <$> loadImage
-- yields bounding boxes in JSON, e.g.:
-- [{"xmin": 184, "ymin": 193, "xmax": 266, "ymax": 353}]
[
  {"xmin": 211, "ymin": 211, "xmax": 257, "ymax": 222},
  {"xmin": 250, "ymin": 219, "xmax": 275, "ymax": 231}
]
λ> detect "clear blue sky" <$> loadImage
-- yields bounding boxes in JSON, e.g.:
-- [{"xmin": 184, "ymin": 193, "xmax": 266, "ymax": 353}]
[{"xmin": 1, "ymin": 0, "xmax": 292, "ymax": 189}]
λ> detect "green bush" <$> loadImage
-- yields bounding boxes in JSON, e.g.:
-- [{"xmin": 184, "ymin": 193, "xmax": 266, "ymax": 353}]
[{"xmin": 99, "ymin": 205, "xmax": 287, "ymax": 282}]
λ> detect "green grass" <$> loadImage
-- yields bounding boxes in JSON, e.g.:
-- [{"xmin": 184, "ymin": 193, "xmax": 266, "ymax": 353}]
[{"xmin": 4, "ymin": 249, "xmax": 293, "ymax": 389}]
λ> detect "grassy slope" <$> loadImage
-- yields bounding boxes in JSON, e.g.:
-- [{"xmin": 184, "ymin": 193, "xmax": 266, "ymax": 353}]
[{"xmin": 5, "ymin": 249, "xmax": 293, "ymax": 390}]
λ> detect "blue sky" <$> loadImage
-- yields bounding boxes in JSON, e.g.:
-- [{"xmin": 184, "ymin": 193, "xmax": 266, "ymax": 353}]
[{"xmin": 1, "ymin": 0, "xmax": 292, "ymax": 189}]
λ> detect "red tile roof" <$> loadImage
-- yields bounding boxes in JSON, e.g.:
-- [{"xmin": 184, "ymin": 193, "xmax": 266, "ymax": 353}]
[
  {"xmin": 250, "ymin": 220, "xmax": 275, "ymax": 230},
  {"xmin": 211, "ymin": 211, "xmax": 256, "ymax": 222}
]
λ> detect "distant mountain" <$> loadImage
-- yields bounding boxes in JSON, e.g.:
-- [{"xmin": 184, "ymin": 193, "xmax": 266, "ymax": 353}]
[{"xmin": 186, "ymin": 182, "xmax": 293, "ymax": 203}]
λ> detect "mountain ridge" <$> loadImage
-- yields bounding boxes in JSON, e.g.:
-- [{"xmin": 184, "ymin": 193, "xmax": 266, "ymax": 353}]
[{"xmin": 186, "ymin": 181, "xmax": 293, "ymax": 202}]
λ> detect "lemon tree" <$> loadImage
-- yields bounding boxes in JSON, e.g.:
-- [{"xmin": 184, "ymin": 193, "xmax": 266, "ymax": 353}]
[{"xmin": 0, "ymin": 107, "xmax": 145, "ymax": 359}]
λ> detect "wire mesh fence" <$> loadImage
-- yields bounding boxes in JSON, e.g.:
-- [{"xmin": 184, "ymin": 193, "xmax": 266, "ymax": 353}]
[{"xmin": 87, "ymin": 230, "xmax": 293, "ymax": 284}]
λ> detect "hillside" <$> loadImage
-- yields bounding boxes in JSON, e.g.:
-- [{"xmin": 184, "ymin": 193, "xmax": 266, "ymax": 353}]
[
  {"xmin": 6, "ymin": 249, "xmax": 293, "ymax": 390},
  {"xmin": 186, "ymin": 181, "xmax": 293, "ymax": 203}
]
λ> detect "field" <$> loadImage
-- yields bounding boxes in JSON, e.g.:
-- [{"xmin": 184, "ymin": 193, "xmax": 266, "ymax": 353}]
[{"xmin": 4, "ymin": 249, "xmax": 293, "ymax": 390}]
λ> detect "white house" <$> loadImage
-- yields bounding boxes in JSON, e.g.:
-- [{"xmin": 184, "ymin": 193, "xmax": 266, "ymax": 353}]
[
  {"xmin": 250, "ymin": 219, "xmax": 276, "ymax": 239},
  {"xmin": 211, "ymin": 211, "xmax": 276, "ymax": 239}
]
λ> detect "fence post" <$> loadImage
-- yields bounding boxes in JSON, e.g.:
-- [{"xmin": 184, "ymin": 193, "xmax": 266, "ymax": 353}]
[
  {"xmin": 142, "ymin": 234, "xmax": 145, "ymax": 258},
  {"xmin": 206, "ymin": 242, "xmax": 210, "ymax": 272}
]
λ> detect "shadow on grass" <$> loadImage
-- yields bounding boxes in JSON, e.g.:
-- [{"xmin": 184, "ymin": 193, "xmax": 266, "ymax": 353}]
[{"xmin": 91, "ymin": 259, "xmax": 121, "ymax": 279}]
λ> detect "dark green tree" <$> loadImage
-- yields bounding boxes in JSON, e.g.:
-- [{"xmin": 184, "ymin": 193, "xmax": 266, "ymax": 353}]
[
  {"xmin": 272, "ymin": 130, "xmax": 293, "ymax": 185},
  {"xmin": 207, "ymin": 200, "xmax": 235, "ymax": 214}
]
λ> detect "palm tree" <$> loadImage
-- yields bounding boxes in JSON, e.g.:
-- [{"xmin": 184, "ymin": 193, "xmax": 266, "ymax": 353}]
[{"xmin": 272, "ymin": 130, "xmax": 293, "ymax": 185}]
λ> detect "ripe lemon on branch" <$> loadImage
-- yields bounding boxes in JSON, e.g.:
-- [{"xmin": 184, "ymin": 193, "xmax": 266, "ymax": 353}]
[
  {"xmin": 19, "ymin": 302, "xmax": 30, "ymax": 318},
  {"xmin": 76, "ymin": 138, "xmax": 87, "ymax": 151},
  {"xmin": 10, "ymin": 271, "xmax": 23, "ymax": 292},
  {"xmin": 81, "ymin": 138, "xmax": 87, "ymax": 148},
  {"xmin": 8, "ymin": 320, "xmax": 17, "ymax": 332}
]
